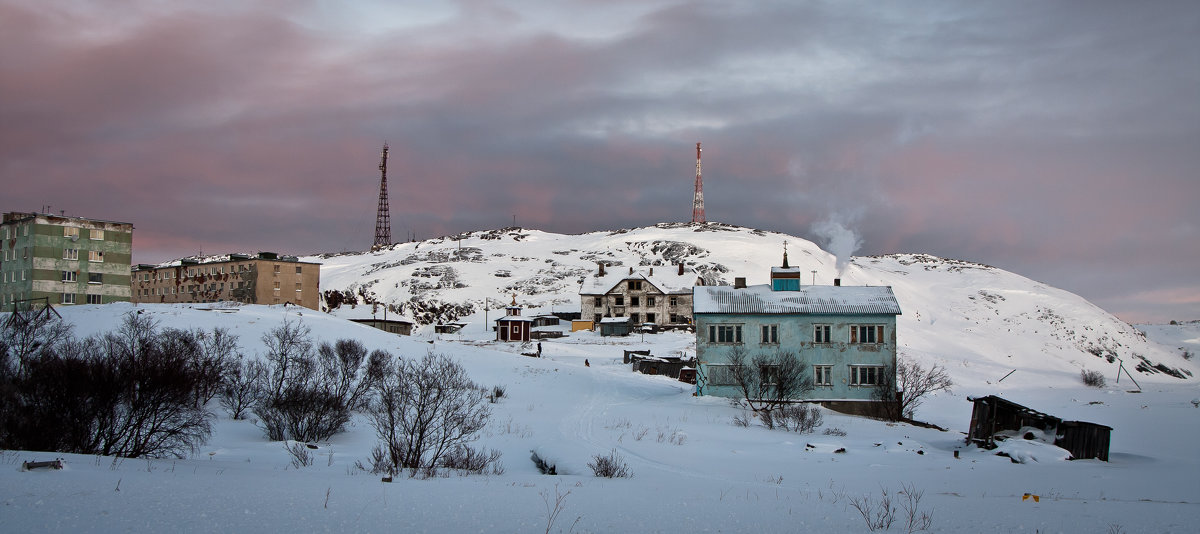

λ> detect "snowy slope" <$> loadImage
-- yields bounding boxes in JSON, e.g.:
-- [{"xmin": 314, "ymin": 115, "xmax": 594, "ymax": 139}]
[
  {"xmin": 3, "ymin": 303, "xmax": 1198, "ymax": 533},
  {"xmin": 308, "ymin": 223, "xmax": 1197, "ymax": 399}
]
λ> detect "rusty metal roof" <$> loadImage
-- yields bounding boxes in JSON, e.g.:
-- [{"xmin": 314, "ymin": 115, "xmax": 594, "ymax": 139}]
[{"xmin": 693, "ymin": 284, "xmax": 901, "ymax": 315}]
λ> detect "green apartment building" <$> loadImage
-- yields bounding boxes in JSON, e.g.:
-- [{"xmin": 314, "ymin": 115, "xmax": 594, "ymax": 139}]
[{"xmin": 1, "ymin": 211, "xmax": 133, "ymax": 310}]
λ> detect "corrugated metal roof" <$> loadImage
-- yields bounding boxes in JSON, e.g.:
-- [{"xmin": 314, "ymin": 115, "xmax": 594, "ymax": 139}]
[{"xmin": 693, "ymin": 284, "xmax": 901, "ymax": 315}]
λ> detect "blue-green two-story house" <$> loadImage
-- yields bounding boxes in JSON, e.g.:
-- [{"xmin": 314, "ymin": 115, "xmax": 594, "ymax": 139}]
[{"xmin": 693, "ymin": 253, "xmax": 902, "ymax": 414}]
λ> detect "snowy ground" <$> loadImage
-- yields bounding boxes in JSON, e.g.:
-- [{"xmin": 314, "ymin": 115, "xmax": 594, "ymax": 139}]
[{"xmin": 2, "ymin": 303, "xmax": 1198, "ymax": 533}]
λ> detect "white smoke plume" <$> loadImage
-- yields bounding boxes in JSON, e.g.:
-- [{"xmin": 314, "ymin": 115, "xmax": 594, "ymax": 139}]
[{"xmin": 812, "ymin": 217, "xmax": 863, "ymax": 276}]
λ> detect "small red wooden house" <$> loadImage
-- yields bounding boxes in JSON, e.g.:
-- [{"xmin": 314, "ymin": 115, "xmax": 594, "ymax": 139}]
[{"xmin": 495, "ymin": 297, "xmax": 533, "ymax": 342}]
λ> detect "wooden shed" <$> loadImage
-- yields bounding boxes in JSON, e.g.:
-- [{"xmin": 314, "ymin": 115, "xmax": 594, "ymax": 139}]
[
  {"xmin": 967, "ymin": 395, "xmax": 1111, "ymax": 461},
  {"xmin": 350, "ymin": 318, "xmax": 414, "ymax": 336},
  {"xmin": 599, "ymin": 317, "xmax": 633, "ymax": 337}
]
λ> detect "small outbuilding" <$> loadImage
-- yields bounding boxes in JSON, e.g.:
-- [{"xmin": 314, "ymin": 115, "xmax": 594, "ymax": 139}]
[
  {"xmin": 350, "ymin": 318, "xmax": 414, "ymax": 336},
  {"xmin": 599, "ymin": 316, "xmax": 633, "ymax": 337},
  {"xmin": 966, "ymin": 395, "xmax": 1111, "ymax": 461},
  {"xmin": 495, "ymin": 298, "xmax": 533, "ymax": 342}
]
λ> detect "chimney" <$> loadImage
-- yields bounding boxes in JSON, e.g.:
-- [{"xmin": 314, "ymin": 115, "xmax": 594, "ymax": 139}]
[
  {"xmin": 598, "ymin": 263, "xmax": 605, "ymax": 276},
  {"xmin": 834, "ymin": 278, "xmax": 841, "ymax": 286},
  {"xmin": 629, "ymin": 267, "xmax": 634, "ymax": 275},
  {"xmin": 678, "ymin": 263, "xmax": 684, "ymax": 275},
  {"xmin": 734, "ymin": 277, "xmax": 746, "ymax": 289},
  {"xmin": 649, "ymin": 267, "xmax": 653, "ymax": 276}
]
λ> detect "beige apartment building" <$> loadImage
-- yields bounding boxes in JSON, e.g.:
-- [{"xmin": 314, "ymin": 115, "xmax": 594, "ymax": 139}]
[{"xmin": 131, "ymin": 252, "xmax": 320, "ymax": 310}]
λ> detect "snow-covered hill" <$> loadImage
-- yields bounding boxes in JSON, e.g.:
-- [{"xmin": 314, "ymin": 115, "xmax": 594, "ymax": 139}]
[{"xmin": 307, "ymin": 222, "xmax": 1196, "ymax": 390}]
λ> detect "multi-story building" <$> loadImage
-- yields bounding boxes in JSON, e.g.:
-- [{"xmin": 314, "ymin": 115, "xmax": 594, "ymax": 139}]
[
  {"xmin": 130, "ymin": 252, "xmax": 320, "ymax": 310},
  {"xmin": 693, "ymin": 252, "xmax": 902, "ymax": 414},
  {"xmin": 1, "ymin": 211, "xmax": 133, "ymax": 310},
  {"xmin": 579, "ymin": 263, "xmax": 702, "ymax": 327}
]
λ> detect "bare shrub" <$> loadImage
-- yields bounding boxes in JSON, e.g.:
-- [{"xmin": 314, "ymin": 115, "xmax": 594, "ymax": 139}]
[
  {"xmin": 849, "ymin": 486, "xmax": 897, "ymax": 531},
  {"xmin": 731, "ymin": 412, "xmax": 751, "ymax": 427},
  {"xmin": 874, "ymin": 358, "xmax": 953, "ymax": 420},
  {"xmin": 540, "ymin": 483, "xmax": 571, "ymax": 534},
  {"xmin": 776, "ymin": 404, "xmax": 823, "ymax": 433},
  {"xmin": 488, "ymin": 384, "xmax": 506, "ymax": 403},
  {"xmin": 899, "ymin": 483, "xmax": 933, "ymax": 533},
  {"xmin": 1080, "ymin": 369, "xmax": 1106, "ymax": 388},
  {"xmin": 285, "ymin": 441, "xmax": 314, "ymax": 469},
  {"xmin": 219, "ymin": 358, "xmax": 265, "ymax": 420},
  {"xmin": 365, "ymin": 352, "xmax": 491, "ymax": 476},
  {"xmin": 1, "ymin": 313, "xmax": 213, "ymax": 458},
  {"xmin": 725, "ymin": 347, "xmax": 813, "ymax": 420},
  {"xmin": 823, "ymin": 427, "xmax": 847, "ymax": 437},
  {"xmin": 587, "ymin": 449, "xmax": 632, "ymax": 478},
  {"xmin": 440, "ymin": 444, "xmax": 504, "ymax": 475},
  {"xmin": 253, "ymin": 322, "xmax": 386, "ymax": 442}
]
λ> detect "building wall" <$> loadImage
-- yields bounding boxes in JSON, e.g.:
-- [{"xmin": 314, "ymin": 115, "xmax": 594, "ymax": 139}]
[
  {"xmin": 131, "ymin": 257, "xmax": 320, "ymax": 310},
  {"xmin": 1, "ymin": 212, "xmax": 132, "ymax": 309},
  {"xmin": 581, "ymin": 279, "xmax": 693, "ymax": 326},
  {"xmin": 694, "ymin": 312, "xmax": 897, "ymax": 401}
]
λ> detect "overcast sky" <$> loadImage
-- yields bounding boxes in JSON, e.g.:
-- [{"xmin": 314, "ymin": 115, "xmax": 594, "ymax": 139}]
[{"xmin": 2, "ymin": 1, "xmax": 1197, "ymax": 323}]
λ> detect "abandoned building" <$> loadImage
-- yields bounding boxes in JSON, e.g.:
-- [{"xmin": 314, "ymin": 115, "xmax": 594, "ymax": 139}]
[
  {"xmin": 130, "ymin": 252, "xmax": 321, "ymax": 310},
  {"xmin": 966, "ymin": 395, "xmax": 1112, "ymax": 461},
  {"xmin": 580, "ymin": 263, "xmax": 702, "ymax": 327}
]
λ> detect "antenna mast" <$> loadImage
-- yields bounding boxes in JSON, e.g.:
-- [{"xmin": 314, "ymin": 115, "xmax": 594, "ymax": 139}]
[
  {"xmin": 372, "ymin": 143, "xmax": 393, "ymax": 250},
  {"xmin": 691, "ymin": 142, "xmax": 705, "ymax": 223}
]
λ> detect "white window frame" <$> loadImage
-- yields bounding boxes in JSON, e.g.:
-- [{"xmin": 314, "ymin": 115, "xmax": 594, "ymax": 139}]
[
  {"xmin": 705, "ymin": 364, "xmax": 737, "ymax": 386},
  {"xmin": 88, "ymin": 272, "xmax": 102, "ymax": 284},
  {"xmin": 88, "ymin": 250, "xmax": 104, "ymax": 263},
  {"xmin": 707, "ymin": 324, "xmax": 743, "ymax": 344},
  {"xmin": 62, "ymin": 292, "xmax": 76, "ymax": 304},
  {"xmin": 63, "ymin": 226, "xmax": 79, "ymax": 238},
  {"xmin": 62, "ymin": 270, "xmax": 77, "ymax": 282},
  {"xmin": 89, "ymin": 229, "xmax": 104, "ymax": 240},
  {"xmin": 849, "ymin": 365, "xmax": 884, "ymax": 386},
  {"xmin": 64, "ymin": 248, "xmax": 79, "ymax": 260},
  {"xmin": 814, "ymin": 365, "xmax": 833, "ymax": 386},
  {"xmin": 814, "ymin": 324, "xmax": 832, "ymax": 344},
  {"xmin": 760, "ymin": 324, "xmax": 778, "ymax": 345},
  {"xmin": 850, "ymin": 324, "xmax": 884, "ymax": 344}
]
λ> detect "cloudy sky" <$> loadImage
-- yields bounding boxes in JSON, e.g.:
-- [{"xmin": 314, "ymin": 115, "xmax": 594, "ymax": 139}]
[{"xmin": 2, "ymin": 1, "xmax": 1197, "ymax": 323}]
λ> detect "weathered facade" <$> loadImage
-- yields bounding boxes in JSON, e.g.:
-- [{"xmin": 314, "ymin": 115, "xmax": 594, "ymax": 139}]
[
  {"xmin": 1, "ymin": 211, "xmax": 133, "ymax": 309},
  {"xmin": 130, "ymin": 252, "xmax": 320, "ymax": 310},
  {"xmin": 580, "ymin": 263, "xmax": 701, "ymax": 326},
  {"xmin": 351, "ymin": 318, "xmax": 414, "ymax": 336},
  {"xmin": 693, "ymin": 254, "xmax": 901, "ymax": 410}
]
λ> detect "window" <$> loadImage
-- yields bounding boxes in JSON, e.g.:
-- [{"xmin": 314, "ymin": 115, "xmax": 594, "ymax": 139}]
[
  {"xmin": 814, "ymin": 325, "xmax": 832, "ymax": 343},
  {"xmin": 705, "ymin": 364, "xmax": 737, "ymax": 386},
  {"xmin": 593, "ymin": 297, "xmax": 601, "ymax": 306},
  {"xmin": 772, "ymin": 278, "xmax": 800, "ymax": 291},
  {"xmin": 760, "ymin": 365, "xmax": 780, "ymax": 386},
  {"xmin": 295, "ymin": 282, "xmax": 302, "ymax": 292},
  {"xmin": 63, "ymin": 248, "xmax": 79, "ymax": 260},
  {"xmin": 86, "ymin": 294, "xmax": 102, "ymax": 304},
  {"xmin": 62, "ymin": 270, "xmax": 77, "ymax": 282},
  {"xmin": 631, "ymin": 296, "xmax": 639, "ymax": 307},
  {"xmin": 814, "ymin": 365, "xmax": 833, "ymax": 386},
  {"xmin": 628, "ymin": 280, "xmax": 642, "ymax": 290},
  {"xmin": 761, "ymin": 324, "xmax": 778, "ymax": 344},
  {"xmin": 614, "ymin": 295, "xmax": 624, "ymax": 306},
  {"xmin": 273, "ymin": 265, "xmax": 281, "ymax": 274},
  {"xmin": 646, "ymin": 313, "xmax": 656, "ymax": 323},
  {"xmin": 295, "ymin": 266, "xmax": 302, "ymax": 274},
  {"xmin": 850, "ymin": 325, "xmax": 884, "ymax": 344},
  {"xmin": 89, "ymin": 229, "xmax": 104, "ymax": 240},
  {"xmin": 62, "ymin": 293, "xmax": 76, "ymax": 304},
  {"xmin": 707, "ymin": 324, "xmax": 743, "ymax": 344},
  {"xmin": 669, "ymin": 296, "xmax": 678, "ymax": 306},
  {"xmin": 88, "ymin": 250, "xmax": 104, "ymax": 263},
  {"xmin": 88, "ymin": 273, "xmax": 102, "ymax": 284},
  {"xmin": 647, "ymin": 296, "xmax": 656, "ymax": 306},
  {"xmin": 63, "ymin": 227, "xmax": 79, "ymax": 238},
  {"xmin": 849, "ymin": 366, "xmax": 884, "ymax": 386},
  {"xmin": 629, "ymin": 313, "xmax": 639, "ymax": 323}
]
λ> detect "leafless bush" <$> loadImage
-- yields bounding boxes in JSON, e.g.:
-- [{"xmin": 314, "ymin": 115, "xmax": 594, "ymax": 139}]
[
  {"xmin": 849, "ymin": 486, "xmax": 897, "ymax": 531},
  {"xmin": 587, "ymin": 449, "xmax": 632, "ymax": 478},
  {"xmin": 874, "ymin": 358, "xmax": 953, "ymax": 420},
  {"xmin": 726, "ymin": 348, "xmax": 814, "ymax": 419},
  {"xmin": 219, "ymin": 358, "xmax": 265, "ymax": 420},
  {"xmin": 899, "ymin": 483, "xmax": 933, "ymax": 533},
  {"xmin": 487, "ymin": 384, "xmax": 506, "ymax": 403},
  {"xmin": 1081, "ymin": 369, "xmax": 1106, "ymax": 388},
  {"xmin": 822, "ymin": 427, "xmax": 847, "ymax": 437},
  {"xmin": 440, "ymin": 444, "xmax": 504, "ymax": 475},
  {"xmin": 365, "ymin": 352, "xmax": 491, "ymax": 476},
  {"xmin": 732, "ymin": 412, "xmax": 751, "ymax": 427},
  {"xmin": 540, "ymin": 483, "xmax": 571, "ymax": 534},
  {"xmin": 285, "ymin": 441, "xmax": 314, "ymax": 469},
  {"xmin": 253, "ymin": 322, "xmax": 387, "ymax": 442},
  {"xmin": 776, "ymin": 404, "xmax": 823, "ymax": 433}
]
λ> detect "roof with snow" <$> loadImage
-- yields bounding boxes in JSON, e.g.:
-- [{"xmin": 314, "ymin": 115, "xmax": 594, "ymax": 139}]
[
  {"xmin": 694, "ymin": 284, "xmax": 902, "ymax": 315},
  {"xmin": 579, "ymin": 266, "xmax": 701, "ymax": 296}
]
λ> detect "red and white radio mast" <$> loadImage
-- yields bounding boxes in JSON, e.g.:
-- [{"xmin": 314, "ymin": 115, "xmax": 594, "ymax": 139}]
[{"xmin": 691, "ymin": 142, "xmax": 705, "ymax": 223}]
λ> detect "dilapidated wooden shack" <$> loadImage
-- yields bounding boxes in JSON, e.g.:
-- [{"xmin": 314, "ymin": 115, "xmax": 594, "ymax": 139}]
[{"xmin": 967, "ymin": 395, "xmax": 1111, "ymax": 461}]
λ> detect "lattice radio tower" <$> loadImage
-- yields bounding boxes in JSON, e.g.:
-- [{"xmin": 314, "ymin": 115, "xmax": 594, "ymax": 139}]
[
  {"xmin": 372, "ymin": 143, "xmax": 393, "ymax": 250},
  {"xmin": 691, "ymin": 142, "xmax": 705, "ymax": 223}
]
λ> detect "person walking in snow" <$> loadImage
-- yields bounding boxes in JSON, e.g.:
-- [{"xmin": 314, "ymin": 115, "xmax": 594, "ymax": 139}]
[
  {"xmin": 585, "ymin": 359, "xmax": 590, "ymax": 367},
  {"xmin": 537, "ymin": 342, "xmax": 542, "ymax": 357}
]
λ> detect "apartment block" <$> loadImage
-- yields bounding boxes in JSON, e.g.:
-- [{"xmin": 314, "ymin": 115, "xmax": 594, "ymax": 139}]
[
  {"xmin": 130, "ymin": 252, "xmax": 320, "ymax": 310},
  {"xmin": 1, "ymin": 211, "xmax": 133, "ymax": 310}
]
